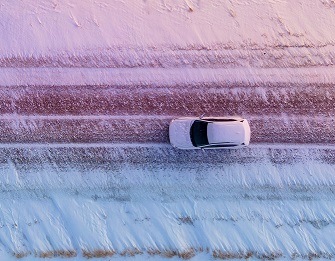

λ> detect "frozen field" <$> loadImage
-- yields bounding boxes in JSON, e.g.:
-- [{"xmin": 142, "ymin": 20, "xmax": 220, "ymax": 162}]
[
  {"xmin": 1, "ymin": 143, "xmax": 335, "ymax": 260},
  {"xmin": 1, "ymin": 0, "xmax": 335, "ymax": 260}
]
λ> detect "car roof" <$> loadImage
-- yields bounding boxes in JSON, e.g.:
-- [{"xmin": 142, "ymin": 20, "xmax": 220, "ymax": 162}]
[{"xmin": 207, "ymin": 121, "xmax": 245, "ymax": 144}]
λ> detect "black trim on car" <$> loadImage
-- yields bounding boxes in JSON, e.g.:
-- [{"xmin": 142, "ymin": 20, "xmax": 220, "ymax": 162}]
[
  {"xmin": 201, "ymin": 143, "xmax": 240, "ymax": 149},
  {"xmin": 204, "ymin": 118, "xmax": 238, "ymax": 122}
]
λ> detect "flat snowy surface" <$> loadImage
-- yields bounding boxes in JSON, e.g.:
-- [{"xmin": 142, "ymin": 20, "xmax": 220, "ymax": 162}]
[
  {"xmin": 1, "ymin": 0, "xmax": 335, "ymax": 54},
  {"xmin": 1, "ymin": 0, "xmax": 335, "ymax": 260}
]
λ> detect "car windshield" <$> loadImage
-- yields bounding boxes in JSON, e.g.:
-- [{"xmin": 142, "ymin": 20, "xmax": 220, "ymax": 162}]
[{"xmin": 190, "ymin": 120, "xmax": 209, "ymax": 147}]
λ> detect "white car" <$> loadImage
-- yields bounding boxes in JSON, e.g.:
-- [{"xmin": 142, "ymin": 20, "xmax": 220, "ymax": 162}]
[{"xmin": 169, "ymin": 116, "xmax": 250, "ymax": 149}]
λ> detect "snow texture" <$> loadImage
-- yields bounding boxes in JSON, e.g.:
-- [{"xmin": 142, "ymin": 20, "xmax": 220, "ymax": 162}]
[{"xmin": 1, "ymin": 0, "xmax": 335, "ymax": 260}]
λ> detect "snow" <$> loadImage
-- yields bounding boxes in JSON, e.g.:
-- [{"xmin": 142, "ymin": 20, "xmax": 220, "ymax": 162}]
[
  {"xmin": 1, "ymin": 0, "xmax": 335, "ymax": 260},
  {"xmin": 1, "ymin": 145, "xmax": 335, "ymax": 259},
  {"xmin": 1, "ymin": 0, "xmax": 335, "ymax": 55}
]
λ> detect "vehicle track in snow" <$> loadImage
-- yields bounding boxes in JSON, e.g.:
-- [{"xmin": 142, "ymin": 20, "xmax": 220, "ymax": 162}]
[
  {"xmin": 0, "ymin": 116, "xmax": 333, "ymax": 144},
  {"xmin": 1, "ymin": 144, "xmax": 335, "ymax": 165},
  {"xmin": 1, "ymin": 44, "xmax": 335, "ymax": 68},
  {"xmin": 0, "ymin": 78, "xmax": 334, "ymax": 144},
  {"xmin": 0, "ymin": 84, "xmax": 335, "ymax": 116}
]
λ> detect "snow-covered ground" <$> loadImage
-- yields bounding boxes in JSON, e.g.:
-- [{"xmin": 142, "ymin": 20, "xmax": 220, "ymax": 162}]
[
  {"xmin": 2, "ymin": 144, "xmax": 335, "ymax": 260},
  {"xmin": 1, "ymin": 0, "xmax": 335, "ymax": 260}
]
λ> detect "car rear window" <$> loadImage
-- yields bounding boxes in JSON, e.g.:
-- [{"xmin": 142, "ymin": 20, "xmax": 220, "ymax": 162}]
[{"xmin": 190, "ymin": 120, "xmax": 209, "ymax": 147}]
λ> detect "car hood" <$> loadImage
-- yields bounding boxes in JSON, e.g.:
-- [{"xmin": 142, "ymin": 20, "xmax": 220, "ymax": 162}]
[{"xmin": 169, "ymin": 119, "xmax": 195, "ymax": 149}]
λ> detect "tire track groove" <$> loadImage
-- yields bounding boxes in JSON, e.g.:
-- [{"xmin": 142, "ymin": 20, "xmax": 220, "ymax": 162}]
[
  {"xmin": 0, "ymin": 117, "xmax": 333, "ymax": 144},
  {"xmin": 0, "ymin": 85, "xmax": 334, "ymax": 116}
]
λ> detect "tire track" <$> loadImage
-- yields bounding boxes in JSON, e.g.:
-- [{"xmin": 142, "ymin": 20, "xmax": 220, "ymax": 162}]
[
  {"xmin": 0, "ymin": 116, "xmax": 333, "ymax": 144},
  {"xmin": 1, "ymin": 144, "xmax": 335, "ymax": 166},
  {"xmin": 0, "ymin": 85, "xmax": 334, "ymax": 116}
]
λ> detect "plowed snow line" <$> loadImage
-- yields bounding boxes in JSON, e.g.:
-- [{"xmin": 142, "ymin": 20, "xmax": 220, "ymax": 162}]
[
  {"xmin": 1, "ymin": 45, "xmax": 335, "ymax": 68},
  {"xmin": 1, "ymin": 67, "xmax": 335, "ymax": 86},
  {"xmin": 0, "ymin": 144, "xmax": 335, "ymax": 165},
  {"xmin": 0, "ymin": 116, "xmax": 333, "ymax": 143},
  {"xmin": 0, "ymin": 85, "xmax": 335, "ymax": 115}
]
